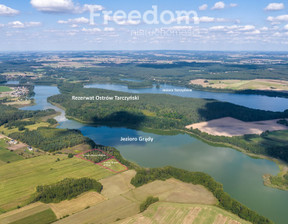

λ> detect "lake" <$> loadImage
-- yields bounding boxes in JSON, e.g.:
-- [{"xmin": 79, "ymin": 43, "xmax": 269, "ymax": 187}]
[
  {"xmin": 85, "ymin": 83, "xmax": 288, "ymax": 112},
  {"xmin": 21, "ymin": 85, "xmax": 288, "ymax": 224}
]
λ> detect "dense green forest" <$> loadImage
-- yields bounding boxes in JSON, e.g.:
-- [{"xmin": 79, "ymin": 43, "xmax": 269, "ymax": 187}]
[
  {"xmin": 0, "ymin": 104, "xmax": 55, "ymax": 127},
  {"xmin": 34, "ymin": 178, "xmax": 103, "ymax": 203},
  {"xmin": 131, "ymin": 167, "xmax": 272, "ymax": 224},
  {"xmin": 9, "ymin": 127, "xmax": 94, "ymax": 152},
  {"xmin": 48, "ymin": 86, "xmax": 287, "ymax": 130}
]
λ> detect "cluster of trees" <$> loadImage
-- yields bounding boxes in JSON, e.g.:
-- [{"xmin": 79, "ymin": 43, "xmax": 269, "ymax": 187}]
[
  {"xmin": 140, "ymin": 196, "xmax": 159, "ymax": 212},
  {"xmin": 277, "ymin": 119, "xmax": 288, "ymax": 126},
  {"xmin": 47, "ymin": 118, "xmax": 57, "ymax": 125},
  {"xmin": 269, "ymin": 174, "xmax": 288, "ymax": 188},
  {"xmin": 34, "ymin": 178, "xmax": 103, "ymax": 203},
  {"xmin": 0, "ymin": 104, "xmax": 55, "ymax": 127},
  {"xmin": 82, "ymin": 150, "xmax": 110, "ymax": 163},
  {"xmin": 95, "ymin": 145, "xmax": 137, "ymax": 169},
  {"xmin": 131, "ymin": 167, "xmax": 272, "ymax": 224},
  {"xmin": 9, "ymin": 127, "xmax": 94, "ymax": 152},
  {"xmin": 4, "ymin": 120, "xmax": 35, "ymax": 130},
  {"xmin": 48, "ymin": 86, "xmax": 286, "ymax": 130}
]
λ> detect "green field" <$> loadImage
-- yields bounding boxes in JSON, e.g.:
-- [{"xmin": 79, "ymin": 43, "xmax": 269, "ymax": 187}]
[
  {"xmin": 25, "ymin": 122, "xmax": 50, "ymax": 131},
  {"xmin": 0, "ymin": 154, "xmax": 113, "ymax": 211},
  {"xmin": 0, "ymin": 86, "xmax": 12, "ymax": 93},
  {"xmin": 0, "ymin": 139, "xmax": 23, "ymax": 164},
  {"xmin": 247, "ymin": 130, "xmax": 288, "ymax": 147},
  {"xmin": 0, "ymin": 125, "xmax": 23, "ymax": 135},
  {"xmin": 0, "ymin": 203, "xmax": 56, "ymax": 224},
  {"xmin": 10, "ymin": 208, "xmax": 56, "ymax": 224},
  {"xmin": 100, "ymin": 158, "xmax": 127, "ymax": 172}
]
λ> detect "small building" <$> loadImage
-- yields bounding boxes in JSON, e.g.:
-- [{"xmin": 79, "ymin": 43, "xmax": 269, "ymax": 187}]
[{"xmin": 9, "ymin": 139, "xmax": 18, "ymax": 145}]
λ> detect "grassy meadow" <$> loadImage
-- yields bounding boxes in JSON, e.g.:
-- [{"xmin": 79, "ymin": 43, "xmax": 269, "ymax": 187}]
[{"xmin": 0, "ymin": 154, "xmax": 113, "ymax": 212}]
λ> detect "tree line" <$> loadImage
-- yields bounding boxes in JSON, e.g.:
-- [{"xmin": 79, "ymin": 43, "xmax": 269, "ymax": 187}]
[
  {"xmin": 34, "ymin": 178, "xmax": 103, "ymax": 203},
  {"xmin": 131, "ymin": 167, "xmax": 272, "ymax": 224},
  {"xmin": 9, "ymin": 127, "xmax": 94, "ymax": 152}
]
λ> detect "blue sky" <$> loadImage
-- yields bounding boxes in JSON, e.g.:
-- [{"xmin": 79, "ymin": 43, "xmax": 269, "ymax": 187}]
[{"xmin": 0, "ymin": 0, "xmax": 288, "ymax": 51}]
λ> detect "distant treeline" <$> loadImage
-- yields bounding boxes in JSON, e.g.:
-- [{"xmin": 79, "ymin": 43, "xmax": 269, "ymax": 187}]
[
  {"xmin": 48, "ymin": 85, "xmax": 287, "ymax": 130},
  {"xmin": 9, "ymin": 127, "xmax": 94, "ymax": 152},
  {"xmin": 34, "ymin": 178, "xmax": 103, "ymax": 203},
  {"xmin": 131, "ymin": 167, "xmax": 272, "ymax": 224}
]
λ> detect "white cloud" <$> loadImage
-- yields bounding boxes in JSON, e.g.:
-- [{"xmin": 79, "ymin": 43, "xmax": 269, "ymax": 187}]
[
  {"xmin": 260, "ymin": 27, "xmax": 269, "ymax": 31},
  {"xmin": 246, "ymin": 30, "xmax": 260, "ymax": 35},
  {"xmin": 284, "ymin": 24, "xmax": 288, "ymax": 30},
  {"xmin": 199, "ymin": 4, "xmax": 208, "ymax": 11},
  {"xmin": 273, "ymin": 32, "xmax": 282, "ymax": 37},
  {"xmin": 208, "ymin": 25, "xmax": 259, "ymax": 33},
  {"xmin": 209, "ymin": 26, "xmax": 226, "ymax": 31},
  {"xmin": 82, "ymin": 27, "xmax": 101, "ymax": 33},
  {"xmin": 199, "ymin": 16, "xmax": 226, "ymax": 23},
  {"xmin": 30, "ymin": 0, "xmax": 103, "ymax": 13},
  {"xmin": 82, "ymin": 4, "xmax": 104, "ymax": 12},
  {"xmin": 31, "ymin": 0, "xmax": 75, "ymax": 13},
  {"xmin": 104, "ymin": 27, "xmax": 115, "ymax": 32},
  {"xmin": 267, "ymin": 15, "xmax": 288, "ymax": 23},
  {"xmin": 239, "ymin": 25, "xmax": 255, "ymax": 31},
  {"xmin": 58, "ymin": 17, "xmax": 89, "ymax": 24},
  {"xmin": 230, "ymin": 3, "xmax": 238, "ymax": 8},
  {"xmin": 212, "ymin": 2, "xmax": 225, "ymax": 10},
  {"xmin": 8, "ymin": 21, "xmax": 41, "ymax": 28},
  {"xmin": 174, "ymin": 16, "xmax": 227, "ymax": 24},
  {"xmin": 0, "ymin": 4, "xmax": 19, "ymax": 16},
  {"xmin": 265, "ymin": 3, "xmax": 285, "ymax": 11}
]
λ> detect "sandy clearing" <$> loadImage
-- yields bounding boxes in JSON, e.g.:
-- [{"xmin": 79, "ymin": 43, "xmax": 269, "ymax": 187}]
[
  {"xmin": 0, "ymin": 134, "xmax": 5, "ymax": 139},
  {"xmin": 100, "ymin": 170, "xmax": 136, "ymax": 199},
  {"xmin": 7, "ymin": 142, "xmax": 28, "ymax": 151},
  {"xmin": 49, "ymin": 192, "xmax": 106, "ymax": 219},
  {"xmin": 186, "ymin": 117, "xmax": 288, "ymax": 137}
]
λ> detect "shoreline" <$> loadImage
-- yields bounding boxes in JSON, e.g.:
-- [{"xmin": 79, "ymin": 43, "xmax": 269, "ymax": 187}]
[{"xmin": 48, "ymin": 101, "xmax": 288, "ymax": 192}]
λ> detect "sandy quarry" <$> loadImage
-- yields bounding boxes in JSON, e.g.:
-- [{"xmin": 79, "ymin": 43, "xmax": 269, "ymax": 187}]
[{"xmin": 186, "ymin": 117, "xmax": 288, "ymax": 137}]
